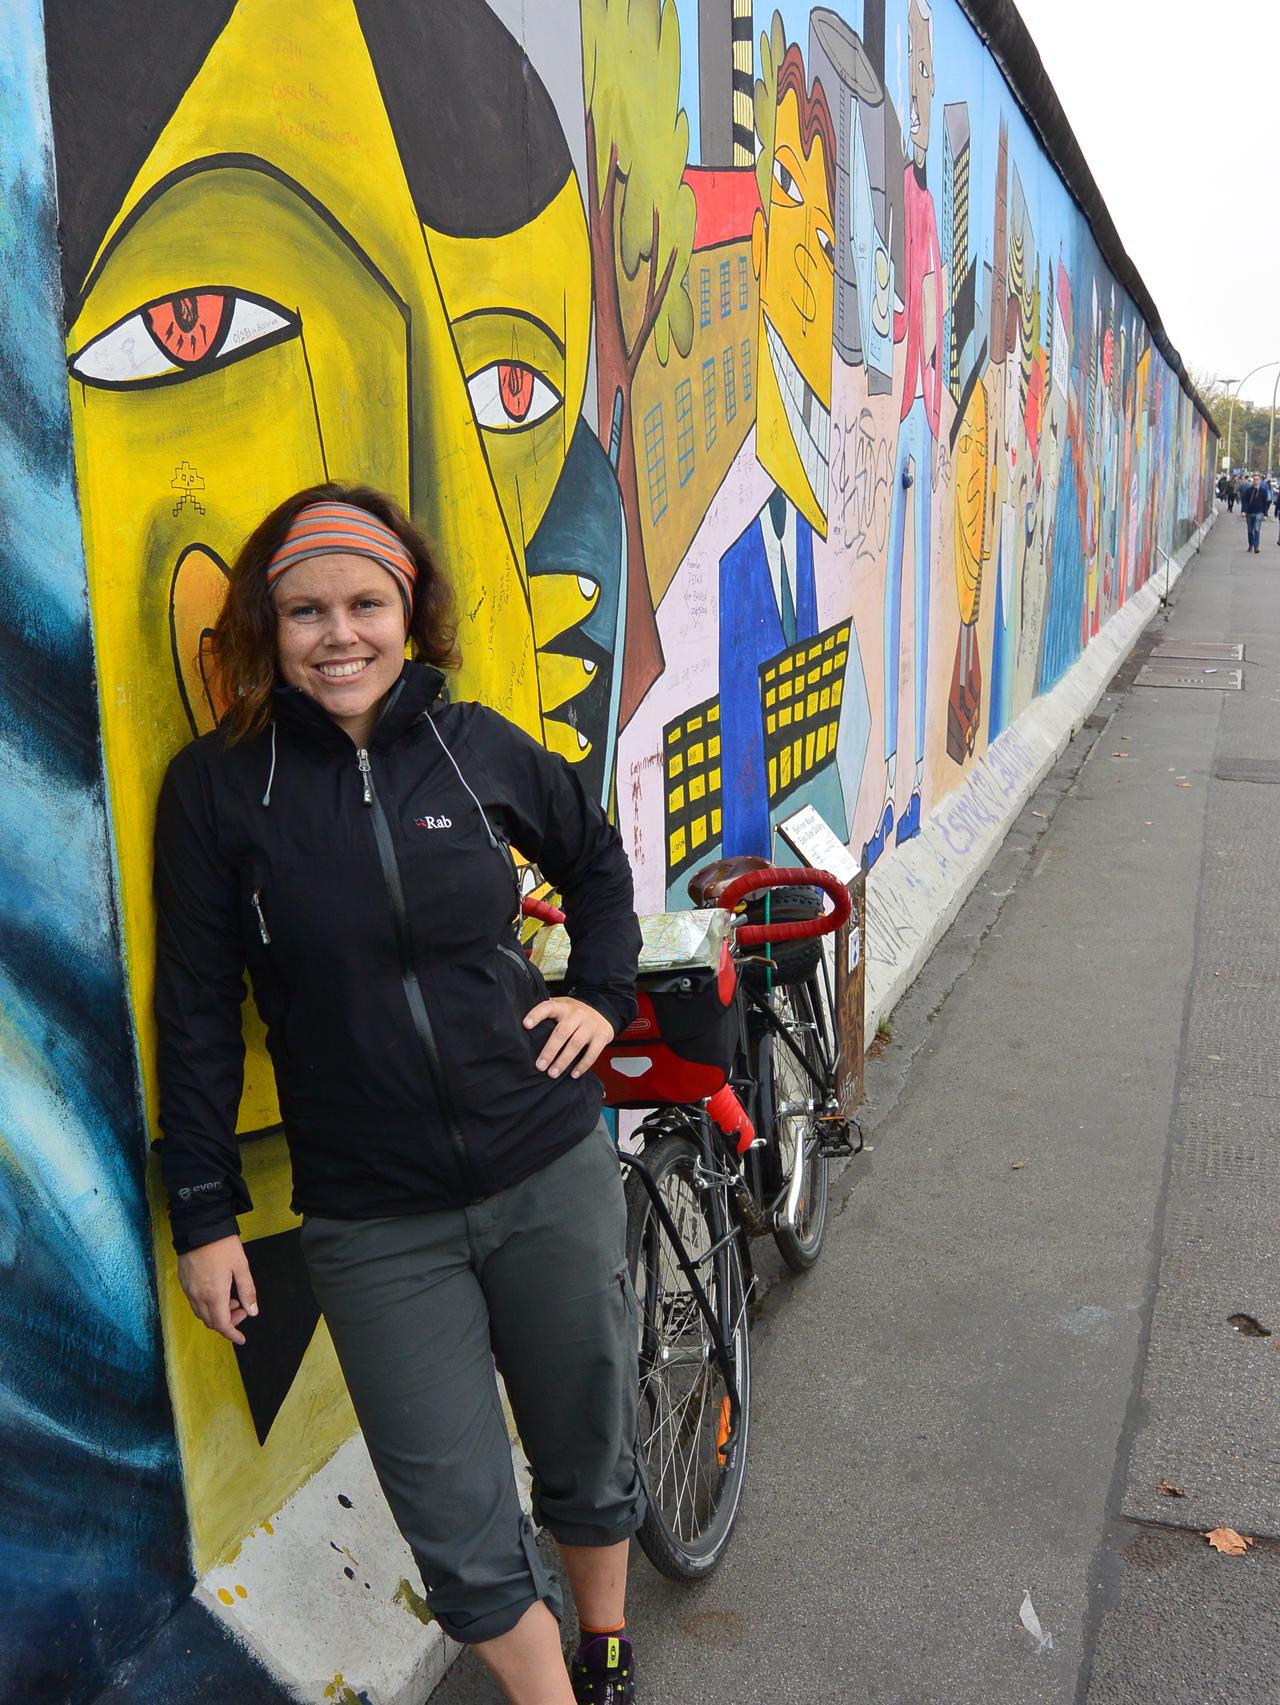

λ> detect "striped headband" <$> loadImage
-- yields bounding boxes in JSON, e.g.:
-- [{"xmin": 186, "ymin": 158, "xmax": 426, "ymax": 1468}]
[{"xmin": 266, "ymin": 502, "xmax": 417, "ymax": 627}]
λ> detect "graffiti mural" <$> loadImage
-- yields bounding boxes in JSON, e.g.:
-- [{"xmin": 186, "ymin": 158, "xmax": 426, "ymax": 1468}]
[{"xmin": 6, "ymin": 0, "xmax": 1214, "ymax": 1688}]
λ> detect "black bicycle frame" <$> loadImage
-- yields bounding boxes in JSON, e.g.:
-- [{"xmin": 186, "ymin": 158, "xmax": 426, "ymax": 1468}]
[{"xmin": 741, "ymin": 978, "xmax": 831, "ymax": 1099}]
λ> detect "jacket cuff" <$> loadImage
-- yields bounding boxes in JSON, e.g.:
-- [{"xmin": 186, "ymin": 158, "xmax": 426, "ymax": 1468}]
[{"xmin": 172, "ymin": 1213, "xmax": 242, "ymax": 1255}]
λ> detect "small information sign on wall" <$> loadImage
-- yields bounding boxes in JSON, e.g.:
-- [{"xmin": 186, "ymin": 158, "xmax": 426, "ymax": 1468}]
[{"xmin": 776, "ymin": 805, "xmax": 866, "ymax": 1116}]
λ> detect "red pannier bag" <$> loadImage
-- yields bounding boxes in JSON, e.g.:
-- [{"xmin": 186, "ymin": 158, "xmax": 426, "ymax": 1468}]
[{"xmin": 530, "ymin": 909, "xmax": 738, "ymax": 1109}]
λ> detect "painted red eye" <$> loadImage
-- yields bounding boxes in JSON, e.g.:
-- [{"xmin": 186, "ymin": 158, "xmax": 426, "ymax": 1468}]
[
  {"xmin": 497, "ymin": 362, "xmax": 535, "ymax": 422},
  {"xmin": 465, "ymin": 360, "xmax": 561, "ymax": 431},
  {"xmin": 145, "ymin": 292, "xmax": 230, "ymax": 365}
]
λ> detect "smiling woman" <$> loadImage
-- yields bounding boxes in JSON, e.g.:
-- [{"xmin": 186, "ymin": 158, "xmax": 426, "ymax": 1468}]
[{"xmin": 153, "ymin": 480, "xmax": 644, "ymax": 1700}]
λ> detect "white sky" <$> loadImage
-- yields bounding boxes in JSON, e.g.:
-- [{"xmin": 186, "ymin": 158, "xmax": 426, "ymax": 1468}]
[{"xmin": 1013, "ymin": 0, "xmax": 1277, "ymax": 408}]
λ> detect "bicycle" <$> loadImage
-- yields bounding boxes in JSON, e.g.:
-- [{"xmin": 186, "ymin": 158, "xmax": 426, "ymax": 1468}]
[{"xmin": 524, "ymin": 856, "xmax": 859, "ymax": 1581}]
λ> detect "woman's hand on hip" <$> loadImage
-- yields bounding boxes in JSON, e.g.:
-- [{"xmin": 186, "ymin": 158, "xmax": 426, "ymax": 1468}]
[
  {"xmin": 176, "ymin": 1235, "xmax": 259, "ymax": 1345},
  {"xmin": 523, "ymin": 996, "xmax": 614, "ymax": 1079}
]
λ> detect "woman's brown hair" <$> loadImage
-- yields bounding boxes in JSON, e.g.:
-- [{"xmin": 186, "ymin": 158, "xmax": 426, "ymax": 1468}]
[{"xmin": 210, "ymin": 482, "xmax": 460, "ymax": 742}]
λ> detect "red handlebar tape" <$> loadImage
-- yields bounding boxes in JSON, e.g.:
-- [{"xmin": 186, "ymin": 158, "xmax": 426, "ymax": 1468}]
[
  {"xmin": 718, "ymin": 866, "xmax": 852, "ymax": 946},
  {"xmin": 519, "ymin": 866, "xmax": 850, "ymax": 946}
]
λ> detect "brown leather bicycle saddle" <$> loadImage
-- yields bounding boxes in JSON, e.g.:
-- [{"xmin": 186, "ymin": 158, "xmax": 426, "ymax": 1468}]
[{"xmin": 686, "ymin": 853, "xmax": 772, "ymax": 908}]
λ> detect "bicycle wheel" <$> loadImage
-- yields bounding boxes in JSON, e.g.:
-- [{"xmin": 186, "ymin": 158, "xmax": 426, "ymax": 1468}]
[
  {"xmin": 759, "ymin": 976, "xmax": 830, "ymax": 1272},
  {"xmin": 624, "ymin": 1130, "xmax": 751, "ymax": 1580}
]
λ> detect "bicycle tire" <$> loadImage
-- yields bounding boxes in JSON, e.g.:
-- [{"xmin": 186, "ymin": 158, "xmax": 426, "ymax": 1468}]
[
  {"xmin": 759, "ymin": 976, "xmax": 831, "ymax": 1272},
  {"xmin": 623, "ymin": 1130, "xmax": 751, "ymax": 1580}
]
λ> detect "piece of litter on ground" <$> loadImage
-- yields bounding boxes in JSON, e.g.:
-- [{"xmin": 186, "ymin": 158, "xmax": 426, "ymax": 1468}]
[
  {"xmin": 1204, "ymin": 668, "xmax": 1218, "ymax": 675},
  {"xmin": 1031, "ymin": 810, "xmax": 1046, "ymax": 818},
  {"xmin": 1177, "ymin": 782, "xmax": 1192, "ymax": 789},
  {"xmin": 1018, "ymin": 1590, "xmax": 1054, "ymax": 1653},
  {"xmin": 1143, "ymin": 821, "xmax": 1152, "ymax": 826},
  {"xmin": 1157, "ymin": 1478, "xmax": 1186, "ymax": 1498},
  {"xmin": 1011, "ymin": 1159, "xmax": 1027, "ymax": 1170}
]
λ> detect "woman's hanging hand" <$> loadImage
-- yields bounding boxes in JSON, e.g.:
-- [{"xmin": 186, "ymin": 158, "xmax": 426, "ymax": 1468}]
[
  {"xmin": 523, "ymin": 996, "xmax": 614, "ymax": 1080},
  {"xmin": 177, "ymin": 1234, "xmax": 259, "ymax": 1345}
]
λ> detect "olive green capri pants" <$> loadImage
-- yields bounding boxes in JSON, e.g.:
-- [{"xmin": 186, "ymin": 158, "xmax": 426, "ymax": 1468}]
[{"xmin": 299, "ymin": 1120, "xmax": 645, "ymax": 1644}]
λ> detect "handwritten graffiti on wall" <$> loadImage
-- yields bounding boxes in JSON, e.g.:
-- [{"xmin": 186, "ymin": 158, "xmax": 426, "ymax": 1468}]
[{"xmin": 34, "ymin": 0, "xmax": 1210, "ymax": 1618}]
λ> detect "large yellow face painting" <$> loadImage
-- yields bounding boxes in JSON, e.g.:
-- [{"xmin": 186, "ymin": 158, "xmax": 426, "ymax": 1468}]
[{"xmin": 48, "ymin": 0, "xmax": 621, "ymax": 1569}]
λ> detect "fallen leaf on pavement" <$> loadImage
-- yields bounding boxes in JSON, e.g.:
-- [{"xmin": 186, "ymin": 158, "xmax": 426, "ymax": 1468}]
[
  {"xmin": 1011, "ymin": 1159, "xmax": 1027, "ymax": 1170},
  {"xmin": 1157, "ymin": 1479, "xmax": 1186, "ymax": 1498},
  {"xmin": 1205, "ymin": 1527, "xmax": 1253, "ymax": 1555}
]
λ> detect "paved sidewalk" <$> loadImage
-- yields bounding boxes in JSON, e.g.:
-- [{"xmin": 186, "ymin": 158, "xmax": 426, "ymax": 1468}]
[{"xmin": 432, "ymin": 508, "xmax": 1280, "ymax": 1704}]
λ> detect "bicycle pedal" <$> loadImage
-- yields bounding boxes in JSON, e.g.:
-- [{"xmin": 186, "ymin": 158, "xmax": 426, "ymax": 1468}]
[{"xmin": 815, "ymin": 1115, "xmax": 864, "ymax": 1159}]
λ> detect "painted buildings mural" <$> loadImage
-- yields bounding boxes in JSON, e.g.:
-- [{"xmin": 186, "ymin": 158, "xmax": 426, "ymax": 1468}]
[{"xmin": 7, "ymin": 0, "xmax": 1212, "ymax": 1692}]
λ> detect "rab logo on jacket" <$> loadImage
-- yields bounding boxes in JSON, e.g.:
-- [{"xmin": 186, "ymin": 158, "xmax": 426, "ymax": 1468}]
[{"xmin": 413, "ymin": 815, "xmax": 453, "ymax": 830}]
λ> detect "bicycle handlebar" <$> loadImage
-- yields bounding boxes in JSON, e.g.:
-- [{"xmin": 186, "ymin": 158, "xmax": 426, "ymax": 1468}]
[
  {"xmin": 521, "ymin": 869, "xmax": 851, "ymax": 947},
  {"xmin": 718, "ymin": 865, "xmax": 851, "ymax": 946},
  {"xmin": 521, "ymin": 895, "xmax": 566, "ymax": 926}
]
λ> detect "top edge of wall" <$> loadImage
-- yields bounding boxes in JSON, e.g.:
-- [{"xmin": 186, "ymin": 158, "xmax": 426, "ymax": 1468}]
[{"xmin": 956, "ymin": 0, "xmax": 1217, "ymax": 438}]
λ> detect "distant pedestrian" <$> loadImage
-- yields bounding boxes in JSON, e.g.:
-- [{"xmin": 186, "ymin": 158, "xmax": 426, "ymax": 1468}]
[
  {"xmin": 1226, "ymin": 475, "xmax": 1238, "ymax": 511},
  {"xmin": 1242, "ymin": 473, "xmax": 1269, "ymax": 551}
]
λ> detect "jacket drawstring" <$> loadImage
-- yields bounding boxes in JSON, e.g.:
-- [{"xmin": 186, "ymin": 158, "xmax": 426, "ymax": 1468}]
[{"xmin": 261, "ymin": 721, "xmax": 277, "ymax": 808}]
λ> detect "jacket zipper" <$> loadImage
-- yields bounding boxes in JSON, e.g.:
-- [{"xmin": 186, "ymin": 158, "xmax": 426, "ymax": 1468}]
[
  {"xmin": 251, "ymin": 889, "xmax": 271, "ymax": 945},
  {"xmin": 356, "ymin": 745, "xmax": 474, "ymax": 1192}
]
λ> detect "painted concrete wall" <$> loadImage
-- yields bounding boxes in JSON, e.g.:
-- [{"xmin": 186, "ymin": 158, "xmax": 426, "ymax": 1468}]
[{"xmin": 7, "ymin": 0, "xmax": 1212, "ymax": 1697}]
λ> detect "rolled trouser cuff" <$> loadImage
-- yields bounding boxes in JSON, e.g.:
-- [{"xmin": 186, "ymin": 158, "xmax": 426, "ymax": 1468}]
[
  {"xmin": 540, "ymin": 1508, "xmax": 645, "ymax": 1549},
  {"xmin": 425, "ymin": 1514, "xmax": 564, "ymax": 1645}
]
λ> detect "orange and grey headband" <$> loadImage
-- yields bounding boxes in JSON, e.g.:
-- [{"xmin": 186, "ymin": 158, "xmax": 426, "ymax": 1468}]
[{"xmin": 266, "ymin": 502, "xmax": 417, "ymax": 626}]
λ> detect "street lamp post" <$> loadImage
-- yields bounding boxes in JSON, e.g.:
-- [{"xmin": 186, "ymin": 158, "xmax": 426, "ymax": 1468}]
[
  {"xmin": 1269, "ymin": 367, "xmax": 1280, "ymax": 474},
  {"xmin": 1226, "ymin": 362, "xmax": 1280, "ymax": 473}
]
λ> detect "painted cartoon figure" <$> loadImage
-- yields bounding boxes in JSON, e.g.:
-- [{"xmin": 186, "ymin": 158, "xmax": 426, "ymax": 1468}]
[
  {"xmin": 864, "ymin": 0, "xmax": 943, "ymax": 867},
  {"xmin": 719, "ymin": 30, "xmax": 837, "ymax": 858}
]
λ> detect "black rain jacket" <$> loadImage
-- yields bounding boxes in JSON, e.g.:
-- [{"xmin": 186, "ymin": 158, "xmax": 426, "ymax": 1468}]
[{"xmin": 153, "ymin": 662, "xmax": 640, "ymax": 1253}]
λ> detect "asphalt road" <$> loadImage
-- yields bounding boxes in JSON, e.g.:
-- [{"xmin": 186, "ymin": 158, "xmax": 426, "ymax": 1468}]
[{"xmin": 432, "ymin": 508, "xmax": 1280, "ymax": 1704}]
